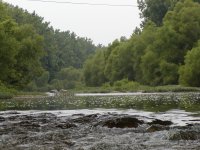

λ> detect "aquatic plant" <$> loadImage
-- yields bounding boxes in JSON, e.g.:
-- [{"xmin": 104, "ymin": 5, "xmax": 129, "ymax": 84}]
[{"xmin": 0, "ymin": 92, "xmax": 200, "ymax": 112}]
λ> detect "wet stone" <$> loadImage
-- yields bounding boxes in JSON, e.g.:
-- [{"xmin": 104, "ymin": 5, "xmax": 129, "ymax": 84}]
[
  {"xmin": 146, "ymin": 124, "xmax": 169, "ymax": 132},
  {"xmin": 148, "ymin": 119, "xmax": 173, "ymax": 126},
  {"xmin": 73, "ymin": 114, "xmax": 98, "ymax": 123},
  {"xmin": 4, "ymin": 111, "xmax": 20, "ymax": 115},
  {"xmin": 72, "ymin": 113, "xmax": 85, "ymax": 116},
  {"xmin": 7, "ymin": 115, "xmax": 19, "ymax": 121},
  {"xmin": 0, "ymin": 116, "xmax": 5, "ymax": 122},
  {"xmin": 16, "ymin": 121, "xmax": 41, "ymax": 128},
  {"xmin": 63, "ymin": 140, "xmax": 76, "ymax": 146},
  {"xmin": 100, "ymin": 117, "xmax": 144, "ymax": 128},
  {"xmin": 0, "ymin": 111, "xmax": 200, "ymax": 150},
  {"xmin": 170, "ymin": 130, "xmax": 200, "ymax": 140},
  {"xmin": 56, "ymin": 122, "xmax": 77, "ymax": 129},
  {"xmin": 20, "ymin": 115, "xmax": 34, "ymax": 120}
]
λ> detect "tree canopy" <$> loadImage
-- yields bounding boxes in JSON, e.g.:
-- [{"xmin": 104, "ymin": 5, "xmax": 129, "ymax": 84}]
[
  {"xmin": 83, "ymin": 0, "xmax": 200, "ymax": 87},
  {"xmin": 1, "ymin": 0, "xmax": 200, "ymax": 91},
  {"xmin": 0, "ymin": 1, "xmax": 97, "ymax": 90}
]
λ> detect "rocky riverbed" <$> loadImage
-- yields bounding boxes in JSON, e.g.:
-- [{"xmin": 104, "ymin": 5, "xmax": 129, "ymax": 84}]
[{"xmin": 0, "ymin": 109, "xmax": 200, "ymax": 150}]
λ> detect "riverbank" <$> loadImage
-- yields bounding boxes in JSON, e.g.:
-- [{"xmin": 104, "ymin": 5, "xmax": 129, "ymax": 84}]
[
  {"xmin": 73, "ymin": 85, "xmax": 200, "ymax": 93},
  {"xmin": 1, "ymin": 84, "xmax": 200, "ymax": 100}
]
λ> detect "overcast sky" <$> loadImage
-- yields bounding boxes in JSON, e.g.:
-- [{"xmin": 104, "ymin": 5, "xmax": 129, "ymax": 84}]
[{"xmin": 3, "ymin": 0, "xmax": 141, "ymax": 46}]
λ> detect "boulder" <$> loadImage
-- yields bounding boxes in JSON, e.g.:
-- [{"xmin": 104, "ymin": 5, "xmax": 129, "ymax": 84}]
[
  {"xmin": 169, "ymin": 130, "xmax": 200, "ymax": 140},
  {"xmin": 148, "ymin": 119, "xmax": 173, "ymax": 126},
  {"xmin": 101, "ymin": 117, "xmax": 144, "ymax": 128},
  {"xmin": 0, "ymin": 116, "xmax": 5, "ymax": 122}
]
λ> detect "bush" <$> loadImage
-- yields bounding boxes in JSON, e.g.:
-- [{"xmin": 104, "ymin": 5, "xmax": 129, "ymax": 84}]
[
  {"xmin": 179, "ymin": 43, "xmax": 200, "ymax": 87},
  {"xmin": 0, "ymin": 81, "xmax": 15, "ymax": 99},
  {"xmin": 0, "ymin": 92, "xmax": 13, "ymax": 99},
  {"xmin": 113, "ymin": 79, "xmax": 140, "ymax": 91}
]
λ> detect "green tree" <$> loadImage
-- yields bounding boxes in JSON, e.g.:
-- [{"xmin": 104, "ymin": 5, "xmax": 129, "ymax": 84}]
[
  {"xmin": 140, "ymin": 51, "xmax": 161, "ymax": 85},
  {"xmin": 13, "ymin": 24, "xmax": 44, "ymax": 88},
  {"xmin": 0, "ymin": 2, "xmax": 8, "ymax": 21},
  {"xmin": 140, "ymin": 0, "xmax": 200, "ymax": 85},
  {"xmin": 179, "ymin": 42, "xmax": 200, "ymax": 87},
  {"xmin": 137, "ymin": 0, "xmax": 178, "ymax": 26},
  {"xmin": 164, "ymin": 0, "xmax": 200, "ymax": 52},
  {"xmin": 56, "ymin": 67, "xmax": 82, "ymax": 89},
  {"xmin": 35, "ymin": 71, "xmax": 49, "ymax": 87},
  {"xmin": 83, "ymin": 49, "xmax": 107, "ymax": 86},
  {"xmin": 4, "ymin": 2, "xmax": 96, "ymax": 83},
  {"xmin": 160, "ymin": 61, "xmax": 179, "ymax": 85},
  {"xmin": 0, "ymin": 20, "xmax": 19, "ymax": 85}
]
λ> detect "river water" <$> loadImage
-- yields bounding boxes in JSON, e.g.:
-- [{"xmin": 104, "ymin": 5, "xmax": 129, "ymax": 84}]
[{"xmin": 0, "ymin": 92, "xmax": 200, "ymax": 149}]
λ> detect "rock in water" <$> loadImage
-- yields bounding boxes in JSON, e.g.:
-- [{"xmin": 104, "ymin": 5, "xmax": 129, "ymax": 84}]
[
  {"xmin": 148, "ymin": 119, "xmax": 173, "ymax": 126},
  {"xmin": 169, "ymin": 130, "xmax": 200, "ymax": 140},
  {"xmin": 0, "ymin": 116, "xmax": 5, "ymax": 122},
  {"xmin": 101, "ymin": 117, "xmax": 144, "ymax": 128}
]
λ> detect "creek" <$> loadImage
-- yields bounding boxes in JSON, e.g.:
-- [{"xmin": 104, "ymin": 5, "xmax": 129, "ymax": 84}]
[{"xmin": 0, "ymin": 92, "xmax": 200, "ymax": 149}]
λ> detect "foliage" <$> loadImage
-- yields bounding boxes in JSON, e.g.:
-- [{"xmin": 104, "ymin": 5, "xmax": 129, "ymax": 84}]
[
  {"xmin": 0, "ymin": 81, "xmax": 16, "ymax": 99},
  {"xmin": 113, "ymin": 79, "xmax": 141, "ymax": 91},
  {"xmin": 1, "ymin": 0, "xmax": 200, "ymax": 91},
  {"xmin": 55, "ymin": 67, "xmax": 83, "ymax": 89},
  {"xmin": 0, "ymin": 19, "xmax": 44, "ymax": 88},
  {"xmin": 179, "ymin": 42, "xmax": 200, "ymax": 86},
  {"xmin": 83, "ymin": 49, "xmax": 107, "ymax": 86},
  {"xmin": 83, "ymin": 0, "xmax": 200, "ymax": 87},
  {"xmin": 137, "ymin": 0, "xmax": 177, "ymax": 26},
  {"xmin": 0, "ymin": 1, "xmax": 97, "ymax": 91}
]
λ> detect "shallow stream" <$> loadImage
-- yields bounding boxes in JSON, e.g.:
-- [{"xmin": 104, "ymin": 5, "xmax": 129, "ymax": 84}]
[{"xmin": 0, "ymin": 92, "xmax": 200, "ymax": 149}]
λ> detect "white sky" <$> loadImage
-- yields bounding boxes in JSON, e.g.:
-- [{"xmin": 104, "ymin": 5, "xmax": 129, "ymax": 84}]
[{"xmin": 3, "ymin": 0, "xmax": 141, "ymax": 46}]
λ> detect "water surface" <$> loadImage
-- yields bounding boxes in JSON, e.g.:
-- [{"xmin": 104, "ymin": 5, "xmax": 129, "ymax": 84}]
[{"xmin": 0, "ymin": 92, "xmax": 200, "ymax": 149}]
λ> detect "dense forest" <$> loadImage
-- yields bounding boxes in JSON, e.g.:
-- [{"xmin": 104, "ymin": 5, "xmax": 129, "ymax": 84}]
[
  {"xmin": 0, "ymin": 1, "xmax": 97, "ymax": 92},
  {"xmin": 84, "ymin": 0, "xmax": 200, "ymax": 87},
  {"xmin": 1, "ymin": 0, "xmax": 200, "ymax": 95}
]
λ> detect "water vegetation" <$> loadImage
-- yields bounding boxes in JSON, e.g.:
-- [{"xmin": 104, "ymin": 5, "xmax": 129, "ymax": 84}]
[{"xmin": 0, "ymin": 92, "xmax": 200, "ymax": 112}]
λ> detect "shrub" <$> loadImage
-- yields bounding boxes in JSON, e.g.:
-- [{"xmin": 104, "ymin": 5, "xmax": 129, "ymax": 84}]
[
  {"xmin": 0, "ymin": 81, "xmax": 15, "ymax": 99},
  {"xmin": 179, "ymin": 43, "xmax": 200, "ymax": 87},
  {"xmin": 113, "ymin": 79, "xmax": 140, "ymax": 91},
  {"xmin": 0, "ymin": 92, "xmax": 13, "ymax": 99}
]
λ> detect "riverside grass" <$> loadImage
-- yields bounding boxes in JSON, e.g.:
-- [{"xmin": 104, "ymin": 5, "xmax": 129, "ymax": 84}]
[
  {"xmin": 74, "ymin": 82, "xmax": 200, "ymax": 93},
  {"xmin": 1, "ymin": 83, "xmax": 200, "ymax": 99}
]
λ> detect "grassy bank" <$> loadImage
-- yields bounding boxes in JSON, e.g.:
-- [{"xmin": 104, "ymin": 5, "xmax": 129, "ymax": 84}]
[
  {"xmin": 73, "ymin": 80, "xmax": 200, "ymax": 93},
  {"xmin": 1, "ymin": 79, "xmax": 200, "ymax": 100},
  {"xmin": 0, "ymin": 82, "xmax": 46, "ymax": 100}
]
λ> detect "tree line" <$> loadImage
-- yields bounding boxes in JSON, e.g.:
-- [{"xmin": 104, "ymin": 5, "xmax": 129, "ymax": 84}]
[
  {"xmin": 1, "ymin": 0, "xmax": 200, "ymax": 93},
  {"xmin": 0, "ymin": 1, "xmax": 97, "ymax": 91},
  {"xmin": 83, "ymin": 0, "xmax": 200, "ymax": 87}
]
